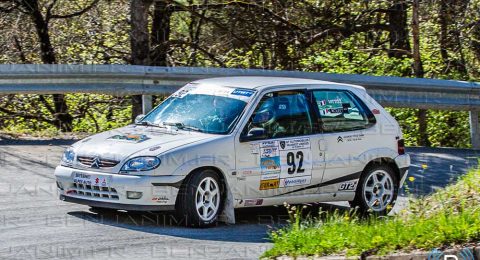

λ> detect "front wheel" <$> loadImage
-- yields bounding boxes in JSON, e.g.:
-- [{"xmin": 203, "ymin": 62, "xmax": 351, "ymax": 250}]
[
  {"xmin": 350, "ymin": 165, "xmax": 398, "ymax": 215},
  {"xmin": 176, "ymin": 169, "xmax": 223, "ymax": 227}
]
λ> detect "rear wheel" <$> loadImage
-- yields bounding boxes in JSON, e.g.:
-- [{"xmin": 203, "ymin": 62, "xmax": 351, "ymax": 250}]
[
  {"xmin": 176, "ymin": 169, "xmax": 223, "ymax": 227},
  {"xmin": 350, "ymin": 165, "xmax": 398, "ymax": 215}
]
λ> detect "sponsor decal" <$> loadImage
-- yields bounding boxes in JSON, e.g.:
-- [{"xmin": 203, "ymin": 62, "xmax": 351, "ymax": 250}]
[
  {"xmin": 260, "ymin": 157, "xmax": 280, "ymax": 172},
  {"xmin": 328, "ymin": 98, "xmax": 342, "ymax": 104},
  {"xmin": 72, "ymin": 172, "xmax": 110, "ymax": 187},
  {"xmin": 318, "ymin": 98, "xmax": 342, "ymax": 107},
  {"xmin": 260, "ymin": 145, "xmax": 280, "ymax": 181},
  {"xmin": 261, "ymin": 173, "xmax": 280, "ymax": 180},
  {"xmin": 338, "ymin": 133, "xmax": 365, "ymax": 142},
  {"xmin": 280, "ymin": 176, "xmax": 312, "ymax": 188},
  {"xmin": 172, "ymin": 85, "xmax": 196, "ymax": 98},
  {"xmin": 108, "ymin": 134, "xmax": 150, "ymax": 143},
  {"xmin": 73, "ymin": 172, "xmax": 90, "ymax": 179},
  {"xmin": 320, "ymin": 107, "xmax": 347, "ymax": 115},
  {"xmin": 338, "ymin": 181, "xmax": 357, "ymax": 191},
  {"xmin": 231, "ymin": 88, "xmax": 255, "ymax": 97},
  {"xmin": 242, "ymin": 170, "xmax": 254, "ymax": 176},
  {"xmin": 244, "ymin": 199, "xmax": 263, "ymax": 206},
  {"xmin": 260, "ymin": 156, "xmax": 280, "ymax": 173},
  {"xmin": 256, "ymin": 138, "xmax": 312, "ymax": 190},
  {"xmin": 278, "ymin": 138, "xmax": 311, "ymax": 151},
  {"xmin": 260, "ymin": 140, "xmax": 278, "ymax": 148},
  {"xmin": 329, "ymin": 107, "xmax": 344, "ymax": 114},
  {"xmin": 259, "ymin": 179, "xmax": 280, "ymax": 190},
  {"xmin": 372, "ymin": 108, "xmax": 380, "ymax": 114},
  {"xmin": 257, "ymin": 138, "xmax": 313, "ymax": 190},
  {"xmin": 152, "ymin": 196, "xmax": 169, "ymax": 204},
  {"xmin": 250, "ymin": 143, "xmax": 260, "ymax": 154},
  {"xmin": 261, "ymin": 146, "xmax": 279, "ymax": 158}
]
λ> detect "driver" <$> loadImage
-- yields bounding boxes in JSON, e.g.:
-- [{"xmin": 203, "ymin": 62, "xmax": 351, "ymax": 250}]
[{"xmin": 251, "ymin": 98, "xmax": 286, "ymax": 138}]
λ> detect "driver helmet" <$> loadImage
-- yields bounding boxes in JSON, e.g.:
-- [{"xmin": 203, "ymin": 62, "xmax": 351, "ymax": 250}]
[{"xmin": 253, "ymin": 99, "xmax": 275, "ymax": 124}]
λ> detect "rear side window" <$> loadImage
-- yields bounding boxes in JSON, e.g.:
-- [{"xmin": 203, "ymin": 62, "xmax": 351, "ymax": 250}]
[{"xmin": 311, "ymin": 90, "xmax": 375, "ymax": 132}]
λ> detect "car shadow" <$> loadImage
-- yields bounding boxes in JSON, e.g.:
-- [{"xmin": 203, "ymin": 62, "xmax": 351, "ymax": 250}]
[{"xmin": 67, "ymin": 202, "xmax": 349, "ymax": 244}]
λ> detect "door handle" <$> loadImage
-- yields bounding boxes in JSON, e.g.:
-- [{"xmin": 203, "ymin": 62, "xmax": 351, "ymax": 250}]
[{"xmin": 318, "ymin": 139, "xmax": 327, "ymax": 151}]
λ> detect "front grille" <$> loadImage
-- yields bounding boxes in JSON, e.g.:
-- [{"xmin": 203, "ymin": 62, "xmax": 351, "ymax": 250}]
[
  {"xmin": 69, "ymin": 182, "xmax": 119, "ymax": 200},
  {"xmin": 77, "ymin": 156, "xmax": 119, "ymax": 168}
]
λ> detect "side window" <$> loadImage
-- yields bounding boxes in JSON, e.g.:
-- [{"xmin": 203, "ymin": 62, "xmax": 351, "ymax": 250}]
[
  {"xmin": 242, "ymin": 90, "xmax": 314, "ymax": 139},
  {"xmin": 312, "ymin": 90, "xmax": 375, "ymax": 132}
]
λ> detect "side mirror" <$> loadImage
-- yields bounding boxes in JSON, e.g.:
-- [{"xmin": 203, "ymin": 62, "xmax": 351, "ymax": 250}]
[
  {"xmin": 134, "ymin": 114, "xmax": 145, "ymax": 124},
  {"xmin": 240, "ymin": 127, "xmax": 267, "ymax": 142}
]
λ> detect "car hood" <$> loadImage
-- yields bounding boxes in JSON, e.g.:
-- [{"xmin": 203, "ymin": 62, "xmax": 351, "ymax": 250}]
[{"xmin": 71, "ymin": 125, "xmax": 214, "ymax": 161}]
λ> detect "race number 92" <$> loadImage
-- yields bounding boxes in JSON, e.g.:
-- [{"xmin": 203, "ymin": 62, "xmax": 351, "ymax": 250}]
[{"xmin": 286, "ymin": 151, "xmax": 304, "ymax": 174}]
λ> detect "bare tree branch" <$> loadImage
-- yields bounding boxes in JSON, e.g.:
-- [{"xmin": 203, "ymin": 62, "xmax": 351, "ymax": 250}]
[{"xmin": 47, "ymin": 0, "xmax": 99, "ymax": 20}]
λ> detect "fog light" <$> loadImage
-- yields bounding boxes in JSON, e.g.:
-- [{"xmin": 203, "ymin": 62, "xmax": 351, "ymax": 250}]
[
  {"xmin": 56, "ymin": 181, "xmax": 64, "ymax": 190},
  {"xmin": 127, "ymin": 191, "xmax": 143, "ymax": 199}
]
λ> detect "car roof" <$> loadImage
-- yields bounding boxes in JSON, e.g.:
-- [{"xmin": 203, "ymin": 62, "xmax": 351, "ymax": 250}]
[{"xmin": 190, "ymin": 76, "xmax": 366, "ymax": 91}]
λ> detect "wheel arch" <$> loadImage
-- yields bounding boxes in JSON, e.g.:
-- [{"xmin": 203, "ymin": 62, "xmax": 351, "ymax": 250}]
[
  {"xmin": 175, "ymin": 166, "xmax": 230, "ymax": 213},
  {"xmin": 362, "ymin": 157, "xmax": 401, "ymax": 183},
  {"xmin": 183, "ymin": 166, "xmax": 227, "ymax": 190}
]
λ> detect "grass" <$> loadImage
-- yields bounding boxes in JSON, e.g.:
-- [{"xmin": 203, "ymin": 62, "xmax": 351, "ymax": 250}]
[{"xmin": 263, "ymin": 168, "xmax": 480, "ymax": 258}]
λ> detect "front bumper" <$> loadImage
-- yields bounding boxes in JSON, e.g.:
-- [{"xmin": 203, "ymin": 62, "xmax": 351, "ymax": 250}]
[
  {"xmin": 55, "ymin": 165, "xmax": 184, "ymax": 211},
  {"xmin": 395, "ymin": 153, "xmax": 411, "ymax": 188},
  {"xmin": 59, "ymin": 195, "xmax": 175, "ymax": 211}
]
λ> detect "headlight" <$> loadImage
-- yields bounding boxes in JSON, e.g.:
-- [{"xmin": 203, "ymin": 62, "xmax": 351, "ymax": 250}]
[
  {"xmin": 61, "ymin": 147, "xmax": 75, "ymax": 166},
  {"xmin": 121, "ymin": 156, "xmax": 161, "ymax": 172}
]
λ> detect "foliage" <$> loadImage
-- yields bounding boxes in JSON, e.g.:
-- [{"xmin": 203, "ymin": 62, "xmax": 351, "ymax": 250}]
[
  {"xmin": 0, "ymin": 0, "xmax": 479, "ymax": 146},
  {"xmin": 0, "ymin": 94, "xmax": 132, "ymax": 134},
  {"xmin": 263, "ymin": 168, "xmax": 480, "ymax": 258},
  {"xmin": 386, "ymin": 109, "xmax": 471, "ymax": 148}
]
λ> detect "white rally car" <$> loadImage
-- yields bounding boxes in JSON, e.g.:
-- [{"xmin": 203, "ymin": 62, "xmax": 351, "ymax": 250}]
[{"xmin": 55, "ymin": 77, "xmax": 410, "ymax": 227}]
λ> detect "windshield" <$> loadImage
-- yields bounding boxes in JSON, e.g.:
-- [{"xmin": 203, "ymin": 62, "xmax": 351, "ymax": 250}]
[{"xmin": 141, "ymin": 93, "xmax": 248, "ymax": 134}]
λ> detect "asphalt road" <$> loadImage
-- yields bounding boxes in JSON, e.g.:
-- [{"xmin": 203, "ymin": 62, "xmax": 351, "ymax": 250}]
[{"xmin": 0, "ymin": 141, "xmax": 478, "ymax": 259}]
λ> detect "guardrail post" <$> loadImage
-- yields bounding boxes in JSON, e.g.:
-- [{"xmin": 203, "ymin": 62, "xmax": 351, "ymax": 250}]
[
  {"xmin": 469, "ymin": 111, "xmax": 480, "ymax": 149},
  {"xmin": 142, "ymin": 95, "xmax": 152, "ymax": 114}
]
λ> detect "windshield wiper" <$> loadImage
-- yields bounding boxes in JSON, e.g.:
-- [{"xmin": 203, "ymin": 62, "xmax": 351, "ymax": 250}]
[
  {"xmin": 163, "ymin": 122, "xmax": 202, "ymax": 132},
  {"xmin": 135, "ymin": 121, "xmax": 166, "ymax": 128}
]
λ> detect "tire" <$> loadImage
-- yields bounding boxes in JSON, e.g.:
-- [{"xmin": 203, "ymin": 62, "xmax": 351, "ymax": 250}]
[
  {"xmin": 176, "ymin": 169, "xmax": 223, "ymax": 227},
  {"xmin": 350, "ymin": 164, "xmax": 398, "ymax": 215}
]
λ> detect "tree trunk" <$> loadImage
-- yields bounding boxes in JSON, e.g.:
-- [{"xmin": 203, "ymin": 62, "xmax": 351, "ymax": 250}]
[
  {"xmin": 151, "ymin": 1, "xmax": 171, "ymax": 67},
  {"xmin": 412, "ymin": 0, "xmax": 430, "ymax": 147},
  {"xmin": 130, "ymin": 0, "xmax": 153, "ymax": 120},
  {"xmin": 438, "ymin": 0, "xmax": 468, "ymax": 76},
  {"xmin": 21, "ymin": 0, "xmax": 73, "ymax": 131},
  {"xmin": 388, "ymin": 0, "xmax": 411, "ymax": 58}
]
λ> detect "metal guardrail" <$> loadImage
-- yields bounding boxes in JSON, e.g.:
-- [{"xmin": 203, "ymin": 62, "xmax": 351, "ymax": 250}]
[
  {"xmin": 1, "ymin": 64, "xmax": 480, "ymax": 147},
  {"xmin": 1, "ymin": 64, "xmax": 480, "ymax": 111}
]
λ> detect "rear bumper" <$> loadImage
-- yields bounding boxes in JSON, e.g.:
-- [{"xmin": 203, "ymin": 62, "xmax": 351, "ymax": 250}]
[
  {"xmin": 55, "ymin": 165, "xmax": 184, "ymax": 210},
  {"xmin": 395, "ymin": 153, "xmax": 410, "ymax": 188}
]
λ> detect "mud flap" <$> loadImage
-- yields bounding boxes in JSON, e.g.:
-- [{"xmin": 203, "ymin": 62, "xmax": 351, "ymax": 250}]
[{"xmin": 219, "ymin": 184, "xmax": 235, "ymax": 224}]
